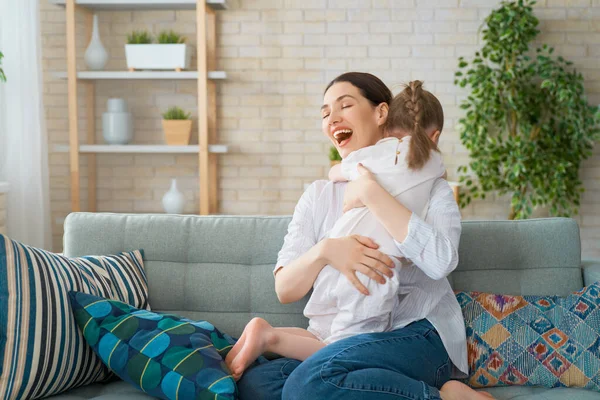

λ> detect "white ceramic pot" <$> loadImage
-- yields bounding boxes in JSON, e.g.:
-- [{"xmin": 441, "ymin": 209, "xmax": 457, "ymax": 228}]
[
  {"xmin": 125, "ymin": 44, "xmax": 192, "ymax": 71},
  {"xmin": 162, "ymin": 179, "xmax": 185, "ymax": 214},
  {"xmin": 102, "ymin": 98, "xmax": 133, "ymax": 145},
  {"xmin": 84, "ymin": 14, "xmax": 108, "ymax": 70}
]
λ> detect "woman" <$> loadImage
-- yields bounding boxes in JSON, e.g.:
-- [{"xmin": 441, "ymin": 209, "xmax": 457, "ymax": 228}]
[{"xmin": 237, "ymin": 72, "xmax": 491, "ymax": 400}]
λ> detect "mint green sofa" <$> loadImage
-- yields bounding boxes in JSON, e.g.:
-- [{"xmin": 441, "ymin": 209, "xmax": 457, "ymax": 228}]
[{"xmin": 48, "ymin": 213, "xmax": 600, "ymax": 400}]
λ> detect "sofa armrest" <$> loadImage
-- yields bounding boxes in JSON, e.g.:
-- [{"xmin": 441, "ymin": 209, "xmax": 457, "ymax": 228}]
[{"xmin": 582, "ymin": 259, "xmax": 600, "ymax": 286}]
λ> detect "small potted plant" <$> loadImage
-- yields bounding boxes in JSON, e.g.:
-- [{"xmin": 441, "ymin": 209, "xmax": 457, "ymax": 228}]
[
  {"xmin": 329, "ymin": 146, "xmax": 342, "ymax": 167},
  {"xmin": 162, "ymin": 106, "xmax": 192, "ymax": 145},
  {"xmin": 125, "ymin": 30, "xmax": 191, "ymax": 71}
]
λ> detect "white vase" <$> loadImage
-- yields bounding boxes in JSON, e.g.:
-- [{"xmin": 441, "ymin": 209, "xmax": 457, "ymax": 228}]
[
  {"xmin": 84, "ymin": 14, "xmax": 108, "ymax": 70},
  {"xmin": 102, "ymin": 98, "xmax": 133, "ymax": 144},
  {"xmin": 162, "ymin": 179, "xmax": 185, "ymax": 214}
]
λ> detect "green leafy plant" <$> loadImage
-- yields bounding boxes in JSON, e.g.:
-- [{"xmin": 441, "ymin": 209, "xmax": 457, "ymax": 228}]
[
  {"xmin": 329, "ymin": 146, "xmax": 342, "ymax": 162},
  {"xmin": 127, "ymin": 31, "xmax": 153, "ymax": 44},
  {"xmin": 455, "ymin": 0, "xmax": 600, "ymax": 219},
  {"xmin": 157, "ymin": 30, "xmax": 186, "ymax": 44},
  {"xmin": 0, "ymin": 51, "xmax": 6, "ymax": 82},
  {"xmin": 162, "ymin": 106, "xmax": 191, "ymax": 120}
]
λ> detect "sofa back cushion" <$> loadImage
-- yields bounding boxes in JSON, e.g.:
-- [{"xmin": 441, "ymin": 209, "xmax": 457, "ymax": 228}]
[
  {"xmin": 63, "ymin": 213, "xmax": 582, "ymax": 337},
  {"xmin": 63, "ymin": 213, "xmax": 306, "ymax": 338},
  {"xmin": 453, "ymin": 218, "xmax": 582, "ymax": 296}
]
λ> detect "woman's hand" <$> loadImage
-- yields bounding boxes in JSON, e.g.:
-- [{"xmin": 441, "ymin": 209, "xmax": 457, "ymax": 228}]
[
  {"xmin": 321, "ymin": 235, "xmax": 395, "ymax": 295},
  {"xmin": 343, "ymin": 163, "xmax": 379, "ymax": 213}
]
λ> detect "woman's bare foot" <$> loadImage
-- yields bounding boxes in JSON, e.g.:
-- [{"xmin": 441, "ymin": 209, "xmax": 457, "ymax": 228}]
[
  {"xmin": 227, "ymin": 318, "xmax": 276, "ymax": 381},
  {"xmin": 439, "ymin": 380, "xmax": 495, "ymax": 400}
]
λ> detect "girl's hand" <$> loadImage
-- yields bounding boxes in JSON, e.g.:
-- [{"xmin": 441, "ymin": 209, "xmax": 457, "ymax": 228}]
[
  {"xmin": 321, "ymin": 235, "xmax": 395, "ymax": 295},
  {"xmin": 343, "ymin": 163, "xmax": 378, "ymax": 213}
]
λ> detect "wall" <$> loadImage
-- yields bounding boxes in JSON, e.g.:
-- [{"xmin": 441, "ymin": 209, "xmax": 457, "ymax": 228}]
[{"xmin": 40, "ymin": 0, "xmax": 600, "ymax": 256}]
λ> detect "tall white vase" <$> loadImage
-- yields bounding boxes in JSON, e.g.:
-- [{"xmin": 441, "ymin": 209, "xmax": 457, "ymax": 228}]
[
  {"xmin": 162, "ymin": 179, "xmax": 185, "ymax": 214},
  {"xmin": 84, "ymin": 14, "xmax": 108, "ymax": 71}
]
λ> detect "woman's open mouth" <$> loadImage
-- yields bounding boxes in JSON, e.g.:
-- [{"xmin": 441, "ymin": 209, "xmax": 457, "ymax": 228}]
[{"xmin": 334, "ymin": 129, "xmax": 353, "ymax": 148}]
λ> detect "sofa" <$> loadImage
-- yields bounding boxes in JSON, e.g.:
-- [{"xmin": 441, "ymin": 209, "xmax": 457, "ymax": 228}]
[{"xmin": 46, "ymin": 212, "xmax": 600, "ymax": 400}]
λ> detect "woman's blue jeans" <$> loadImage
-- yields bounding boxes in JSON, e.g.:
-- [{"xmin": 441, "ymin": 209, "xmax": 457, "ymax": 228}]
[{"xmin": 236, "ymin": 319, "xmax": 452, "ymax": 400}]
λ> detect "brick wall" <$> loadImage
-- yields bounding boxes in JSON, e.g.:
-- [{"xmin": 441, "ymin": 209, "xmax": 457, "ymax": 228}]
[
  {"xmin": 0, "ymin": 193, "xmax": 6, "ymax": 235},
  {"xmin": 41, "ymin": 0, "xmax": 600, "ymax": 256}
]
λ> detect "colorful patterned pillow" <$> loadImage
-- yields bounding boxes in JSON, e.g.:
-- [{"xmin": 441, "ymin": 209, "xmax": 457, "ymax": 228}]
[
  {"xmin": 69, "ymin": 291, "xmax": 238, "ymax": 400},
  {"xmin": 457, "ymin": 282, "xmax": 600, "ymax": 391},
  {"xmin": 0, "ymin": 234, "xmax": 149, "ymax": 400}
]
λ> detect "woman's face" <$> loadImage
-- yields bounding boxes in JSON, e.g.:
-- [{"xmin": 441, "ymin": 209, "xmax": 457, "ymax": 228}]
[{"xmin": 321, "ymin": 81, "xmax": 387, "ymax": 159}]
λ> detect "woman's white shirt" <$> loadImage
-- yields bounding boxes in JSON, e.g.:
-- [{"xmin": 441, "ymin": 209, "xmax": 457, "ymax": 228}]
[{"xmin": 275, "ymin": 177, "xmax": 468, "ymax": 376}]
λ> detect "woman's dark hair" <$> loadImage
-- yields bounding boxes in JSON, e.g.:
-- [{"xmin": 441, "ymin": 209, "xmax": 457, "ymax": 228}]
[{"xmin": 324, "ymin": 72, "xmax": 393, "ymax": 107}]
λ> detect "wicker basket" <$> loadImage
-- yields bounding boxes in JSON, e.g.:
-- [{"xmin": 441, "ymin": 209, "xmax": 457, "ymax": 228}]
[{"xmin": 162, "ymin": 120, "xmax": 192, "ymax": 145}]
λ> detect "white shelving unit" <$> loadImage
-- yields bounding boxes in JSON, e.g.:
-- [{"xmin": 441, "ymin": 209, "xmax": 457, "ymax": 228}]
[
  {"xmin": 52, "ymin": 71, "xmax": 227, "ymax": 80},
  {"xmin": 54, "ymin": 144, "xmax": 229, "ymax": 154},
  {"xmin": 52, "ymin": 0, "xmax": 227, "ymax": 215},
  {"xmin": 49, "ymin": 0, "xmax": 227, "ymax": 11}
]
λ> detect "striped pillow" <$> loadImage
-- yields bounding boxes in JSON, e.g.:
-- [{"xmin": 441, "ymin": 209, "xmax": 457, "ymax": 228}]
[{"xmin": 0, "ymin": 234, "xmax": 150, "ymax": 400}]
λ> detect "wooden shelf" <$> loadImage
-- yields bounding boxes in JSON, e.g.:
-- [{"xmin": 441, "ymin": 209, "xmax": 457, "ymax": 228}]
[
  {"xmin": 54, "ymin": 144, "xmax": 229, "ymax": 154},
  {"xmin": 53, "ymin": 71, "xmax": 226, "ymax": 80},
  {"xmin": 49, "ymin": 0, "xmax": 227, "ymax": 11}
]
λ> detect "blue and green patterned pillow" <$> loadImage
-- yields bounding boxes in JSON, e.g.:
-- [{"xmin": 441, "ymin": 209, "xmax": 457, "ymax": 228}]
[
  {"xmin": 457, "ymin": 281, "xmax": 600, "ymax": 391},
  {"xmin": 69, "ymin": 291, "xmax": 237, "ymax": 400}
]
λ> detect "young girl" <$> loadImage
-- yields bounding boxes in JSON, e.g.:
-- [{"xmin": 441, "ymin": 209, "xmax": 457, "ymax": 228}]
[{"xmin": 225, "ymin": 80, "xmax": 447, "ymax": 381}]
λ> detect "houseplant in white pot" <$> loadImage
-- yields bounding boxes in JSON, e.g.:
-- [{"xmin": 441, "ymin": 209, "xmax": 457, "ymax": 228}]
[
  {"xmin": 125, "ymin": 30, "xmax": 191, "ymax": 72},
  {"xmin": 162, "ymin": 106, "xmax": 192, "ymax": 145}
]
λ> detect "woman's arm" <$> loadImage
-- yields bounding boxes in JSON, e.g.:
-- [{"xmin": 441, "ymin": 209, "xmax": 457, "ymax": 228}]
[
  {"xmin": 275, "ymin": 241, "xmax": 328, "ymax": 304},
  {"xmin": 393, "ymin": 179, "xmax": 461, "ymax": 280},
  {"xmin": 275, "ymin": 180, "xmax": 395, "ymax": 304},
  {"xmin": 276, "ymin": 235, "xmax": 394, "ymax": 303},
  {"xmin": 345, "ymin": 166, "xmax": 460, "ymax": 280},
  {"xmin": 274, "ymin": 181, "xmax": 322, "ymax": 303}
]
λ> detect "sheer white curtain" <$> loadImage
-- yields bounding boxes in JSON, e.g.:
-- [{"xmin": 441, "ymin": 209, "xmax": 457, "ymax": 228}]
[{"xmin": 0, "ymin": 0, "xmax": 51, "ymax": 249}]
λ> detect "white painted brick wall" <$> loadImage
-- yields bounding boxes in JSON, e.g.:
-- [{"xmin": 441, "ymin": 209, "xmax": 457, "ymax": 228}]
[{"xmin": 42, "ymin": 0, "xmax": 600, "ymax": 257}]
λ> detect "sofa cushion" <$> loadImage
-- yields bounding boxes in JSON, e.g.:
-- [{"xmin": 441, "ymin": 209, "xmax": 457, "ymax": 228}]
[
  {"xmin": 452, "ymin": 218, "xmax": 582, "ymax": 296},
  {"xmin": 62, "ymin": 213, "xmax": 309, "ymax": 338},
  {"xmin": 69, "ymin": 291, "xmax": 237, "ymax": 400},
  {"xmin": 458, "ymin": 282, "xmax": 600, "ymax": 391},
  {"xmin": 0, "ymin": 234, "xmax": 149, "ymax": 400}
]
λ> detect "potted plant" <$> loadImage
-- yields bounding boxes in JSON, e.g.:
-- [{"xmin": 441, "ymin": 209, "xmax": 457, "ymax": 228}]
[
  {"xmin": 125, "ymin": 30, "xmax": 191, "ymax": 72},
  {"xmin": 0, "ymin": 51, "xmax": 6, "ymax": 82},
  {"xmin": 329, "ymin": 146, "xmax": 342, "ymax": 167},
  {"xmin": 162, "ymin": 106, "xmax": 192, "ymax": 145},
  {"xmin": 455, "ymin": 0, "xmax": 600, "ymax": 219}
]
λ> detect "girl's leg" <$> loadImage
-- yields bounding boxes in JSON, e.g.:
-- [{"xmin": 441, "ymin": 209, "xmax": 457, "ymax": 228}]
[
  {"xmin": 275, "ymin": 327, "xmax": 322, "ymax": 338},
  {"xmin": 226, "ymin": 318, "xmax": 325, "ymax": 380},
  {"xmin": 282, "ymin": 319, "xmax": 492, "ymax": 400},
  {"xmin": 226, "ymin": 322, "xmax": 320, "ymax": 367}
]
